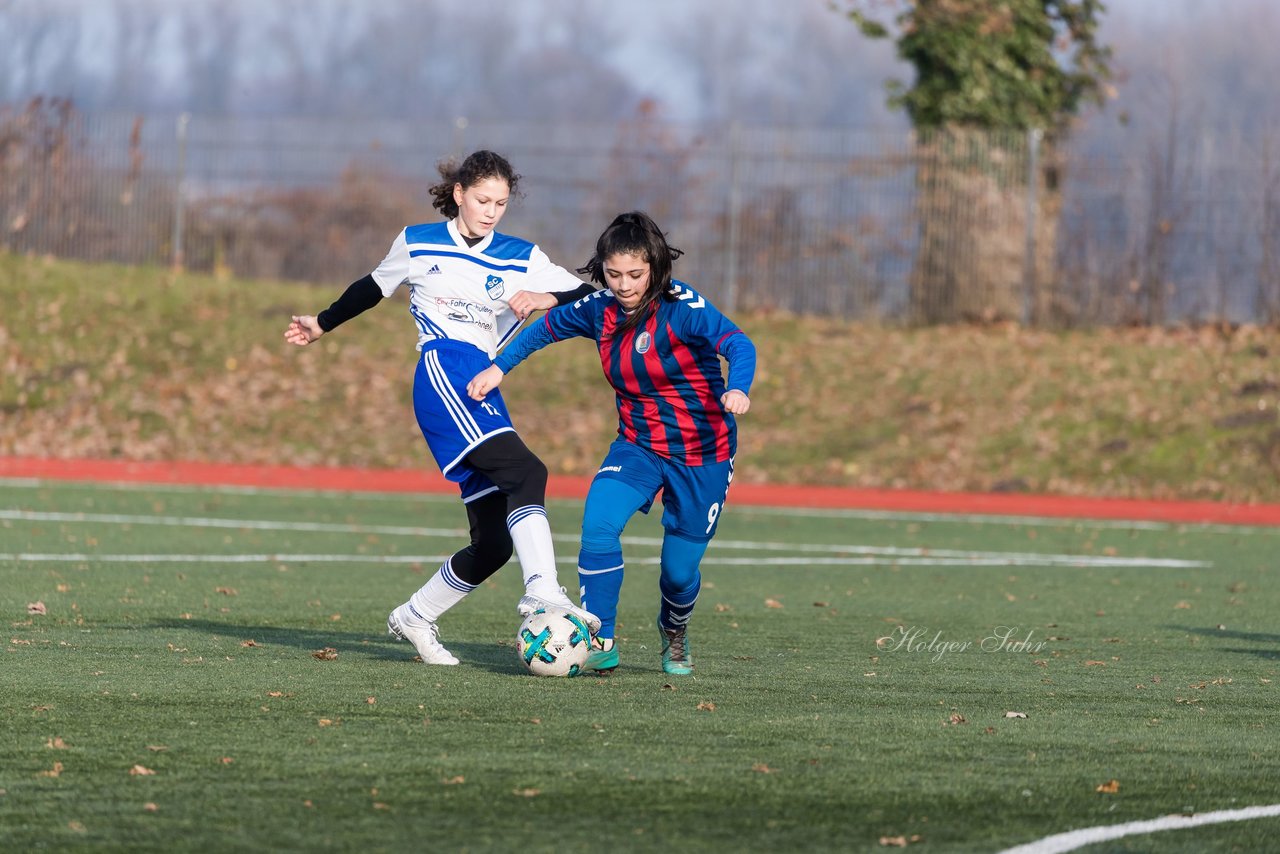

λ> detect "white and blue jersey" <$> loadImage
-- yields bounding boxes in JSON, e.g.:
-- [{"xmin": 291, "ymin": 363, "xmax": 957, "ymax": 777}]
[
  {"xmin": 371, "ymin": 219, "xmax": 584, "ymax": 496},
  {"xmin": 371, "ymin": 219, "xmax": 584, "ymax": 358}
]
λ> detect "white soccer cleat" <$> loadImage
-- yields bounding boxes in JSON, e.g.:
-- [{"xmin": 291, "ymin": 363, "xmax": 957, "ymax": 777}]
[
  {"xmin": 387, "ymin": 605, "xmax": 459, "ymax": 665},
  {"xmin": 517, "ymin": 589, "xmax": 601, "ymax": 634}
]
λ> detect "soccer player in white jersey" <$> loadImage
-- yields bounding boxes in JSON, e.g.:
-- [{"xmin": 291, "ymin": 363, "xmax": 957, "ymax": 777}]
[{"xmin": 283, "ymin": 150, "xmax": 598, "ymax": 665}]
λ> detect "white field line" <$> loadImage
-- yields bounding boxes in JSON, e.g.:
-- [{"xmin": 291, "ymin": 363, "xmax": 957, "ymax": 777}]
[
  {"xmin": 3, "ymin": 477, "xmax": 1276, "ymax": 535},
  {"xmin": 733, "ymin": 504, "xmax": 1274, "ymax": 535},
  {"xmin": 0, "ymin": 553, "xmax": 1210, "ymax": 568},
  {"xmin": 997, "ymin": 803, "xmax": 1280, "ymax": 854},
  {"xmin": 0, "ymin": 509, "xmax": 1210, "ymax": 569},
  {"xmin": 0, "ymin": 477, "xmax": 461, "ymax": 504}
]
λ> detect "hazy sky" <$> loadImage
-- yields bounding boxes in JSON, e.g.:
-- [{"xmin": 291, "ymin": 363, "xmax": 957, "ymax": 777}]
[{"xmin": 2, "ymin": 0, "xmax": 1277, "ymax": 134}]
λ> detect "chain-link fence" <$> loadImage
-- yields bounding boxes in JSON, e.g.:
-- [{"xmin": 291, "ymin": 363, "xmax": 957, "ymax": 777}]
[{"xmin": 4, "ymin": 99, "xmax": 1278, "ymax": 326}]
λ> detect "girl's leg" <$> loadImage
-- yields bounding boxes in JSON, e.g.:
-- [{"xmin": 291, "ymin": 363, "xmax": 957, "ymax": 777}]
[
  {"xmin": 651, "ymin": 455, "xmax": 732, "ymax": 675},
  {"xmin": 388, "ymin": 492, "xmax": 513, "ymax": 666},
  {"xmin": 400, "ymin": 491, "xmax": 512, "ymax": 622},
  {"xmin": 466, "ymin": 432, "xmax": 599, "ymax": 631},
  {"xmin": 657, "ymin": 533, "xmax": 709, "ymax": 634},
  {"xmin": 578, "ymin": 477, "xmax": 652, "ymax": 643}
]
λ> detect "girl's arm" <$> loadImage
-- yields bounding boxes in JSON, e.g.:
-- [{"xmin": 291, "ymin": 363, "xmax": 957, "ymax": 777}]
[
  {"xmin": 507, "ymin": 281, "xmax": 597, "ymax": 320},
  {"xmin": 283, "ymin": 274, "xmax": 384, "ymax": 346},
  {"xmin": 466, "ymin": 311, "xmax": 564, "ymax": 401},
  {"xmin": 468, "ymin": 293, "xmax": 601, "ymax": 400},
  {"xmin": 719, "ymin": 330, "xmax": 757, "ymax": 399}
]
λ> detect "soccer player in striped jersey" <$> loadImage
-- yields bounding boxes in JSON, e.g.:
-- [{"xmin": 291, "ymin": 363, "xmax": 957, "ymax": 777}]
[
  {"xmin": 467, "ymin": 211, "xmax": 756, "ymax": 675},
  {"xmin": 283, "ymin": 150, "xmax": 598, "ymax": 666}
]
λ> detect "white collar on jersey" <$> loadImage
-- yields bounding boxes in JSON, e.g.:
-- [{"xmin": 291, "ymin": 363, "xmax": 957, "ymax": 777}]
[{"xmin": 447, "ymin": 218, "xmax": 494, "ymax": 253}]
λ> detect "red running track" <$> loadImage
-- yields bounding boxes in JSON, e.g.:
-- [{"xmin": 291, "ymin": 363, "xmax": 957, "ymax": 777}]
[{"xmin": 2, "ymin": 456, "xmax": 1279, "ymax": 527}]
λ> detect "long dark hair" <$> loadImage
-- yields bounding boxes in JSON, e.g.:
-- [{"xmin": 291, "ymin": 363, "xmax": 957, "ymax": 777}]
[
  {"xmin": 428, "ymin": 150, "xmax": 521, "ymax": 219},
  {"xmin": 577, "ymin": 211, "xmax": 684, "ymax": 334}
]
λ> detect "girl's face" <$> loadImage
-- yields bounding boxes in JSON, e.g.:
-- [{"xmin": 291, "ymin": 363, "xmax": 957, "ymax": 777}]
[
  {"xmin": 602, "ymin": 251, "xmax": 651, "ymax": 311},
  {"xmin": 453, "ymin": 176, "xmax": 510, "ymax": 238}
]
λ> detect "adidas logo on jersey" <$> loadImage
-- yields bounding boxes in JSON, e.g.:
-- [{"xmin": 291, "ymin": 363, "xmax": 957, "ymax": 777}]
[{"xmin": 426, "ymin": 264, "xmax": 442, "ymax": 275}]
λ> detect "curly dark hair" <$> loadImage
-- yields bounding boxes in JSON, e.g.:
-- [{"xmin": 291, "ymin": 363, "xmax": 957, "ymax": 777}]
[
  {"xmin": 577, "ymin": 211, "xmax": 684, "ymax": 334},
  {"xmin": 428, "ymin": 150, "xmax": 521, "ymax": 219}
]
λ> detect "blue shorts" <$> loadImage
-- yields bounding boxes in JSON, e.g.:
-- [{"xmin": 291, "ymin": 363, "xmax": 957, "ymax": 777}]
[
  {"xmin": 592, "ymin": 440, "xmax": 734, "ymax": 542},
  {"xmin": 412, "ymin": 339, "xmax": 512, "ymax": 502}
]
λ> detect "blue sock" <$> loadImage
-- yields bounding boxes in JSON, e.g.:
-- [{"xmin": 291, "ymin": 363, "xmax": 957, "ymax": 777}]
[
  {"xmin": 658, "ymin": 534, "xmax": 707, "ymax": 631},
  {"xmin": 578, "ymin": 548, "xmax": 624, "ymax": 640}
]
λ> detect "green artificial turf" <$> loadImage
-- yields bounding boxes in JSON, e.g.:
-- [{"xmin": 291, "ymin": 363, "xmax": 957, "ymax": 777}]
[{"xmin": 2, "ymin": 479, "xmax": 1279, "ymax": 852}]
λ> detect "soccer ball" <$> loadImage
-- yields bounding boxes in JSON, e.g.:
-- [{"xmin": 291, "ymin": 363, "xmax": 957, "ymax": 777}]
[{"xmin": 517, "ymin": 607, "xmax": 591, "ymax": 677}]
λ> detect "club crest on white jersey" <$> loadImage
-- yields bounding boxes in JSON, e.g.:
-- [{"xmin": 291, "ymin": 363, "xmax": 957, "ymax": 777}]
[{"xmin": 485, "ymin": 275, "xmax": 505, "ymax": 299}]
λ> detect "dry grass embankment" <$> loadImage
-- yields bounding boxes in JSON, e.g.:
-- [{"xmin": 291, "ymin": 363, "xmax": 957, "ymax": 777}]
[{"xmin": 3, "ymin": 253, "xmax": 1279, "ymax": 503}]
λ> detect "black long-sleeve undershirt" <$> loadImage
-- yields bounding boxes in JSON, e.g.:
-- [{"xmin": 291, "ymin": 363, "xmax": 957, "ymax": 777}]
[
  {"xmin": 553, "ymin": 282, "xmax": 597, "ymax": 306},
  {"xmin": 316, "ymin": 274, "xmax": 382, "ymax": 332}
]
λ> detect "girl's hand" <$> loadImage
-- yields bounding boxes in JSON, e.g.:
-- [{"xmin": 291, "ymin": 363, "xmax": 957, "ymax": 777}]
[
  {"xmin": 284, "ymin": 315, "xmax": 323, "ymax": 346},
  {"xmin": 507, "ymin": 290, "xmax": 556, "ymax": 321},
  {"xmin": 721, "ymin": 390, "xmax": 750, "ymax": 414},
  {"xmin": 467, "ymin": 364, "xmax": 506, "ymax": 400}
]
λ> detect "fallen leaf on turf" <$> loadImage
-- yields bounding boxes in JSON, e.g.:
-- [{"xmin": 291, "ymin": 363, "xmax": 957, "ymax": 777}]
[
  {"xmin": 219, "ymin": 757, "xmax": 234, "ymax": 765},
  {"xmin": 317, "ymin": 719, "xmax": 334, "ymax": 727},
  {"xmin": 1096, "ymin": 779, "xmax": 1120, "ymax": 793},
  {"xmin": 442, "ymin": 776, "xmax": 465, "ymax": 785},
  {"xmin": 312, "ymin": 648, "xmax": 338, "ymax": 660},
  {"xmin": 813, "ymin": 601, "xmax": 829, "ymax": 607},
  {"xmin": 366, "ymin": 697, "xmax": 376, "ymax": 705},
  {"xmin": 27, "ymin": 602, "xmax": 47, "ymax": 615},
  {"xmin": 697, "ymin": 701, "xmax": 717, "ymax": 712},
  {"xmin": 267, "ymin": 691, "xmax": 284, "ymax": 698},
  {"xmin": 947, "ymin": 713, "xmax": 966, "ymax": 725},
  {"xmin": 240, "ymin": 639, "xmax": 258, "ymax": 647},
  {"xmin": 37, "ymin": 762, "xmax": 64, "ymax": 778},
  {"xmin": 714, "ymin": 603, "xmax": 732, "ymax": 612},
  {"xmin": 129, "ymin": 765, "xmax": 156, "ymax": 776},
  {"xmin": 1004, "ymin": 711, "xmax": 1028, "ymax": 719},
  {"xmin": 146, "ymin": 745, "xmax": 168, "ymax": 752},
  {"xmin": 1175, "ymin": 601, "xmax": 1192, "ymax": 609},
  {"xmin": 661, "ymin": 683, "xmax": 677, "ymax": 691},
  {"xmin": 46, "ymin": 737, "xmax": 69, "ymax": 749},
  {"xmin": 879, "ymin": 835, "xmax": 923, "ymax": 847},
  {"xmin": 513, "ymin": 788, "xmax": 540, "ymax": 797},
  {"xmin": 764, "ymin": 598, "xmax": 784, "ymax": 609},
  {"xmin": 1085, "ymin": 660, "xmax": 1107, "ymax": 666},
  {"xmin": 143, "ymin": 803, "xmax": 158, "ymax": 813},
  {"xmin": 372, "ymin": 802, "xmax": 388, "ymax": 810},
  {"xmin": 215, "ymin": 587, "xmax": 238, "ymax": 596},
  {"xmin": 752, "ymin": 763, "xmax": 774, "ymax": 774}
]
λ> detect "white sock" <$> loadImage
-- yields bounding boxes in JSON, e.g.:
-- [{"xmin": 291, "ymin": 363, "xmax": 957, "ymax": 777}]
[
  {"xmin": 406, "ymin": 559, "xmax": 476, "ymax": 624},
  {"xmin": 507, "ymin": 505, "xmax": 562, "ymax": 599}
]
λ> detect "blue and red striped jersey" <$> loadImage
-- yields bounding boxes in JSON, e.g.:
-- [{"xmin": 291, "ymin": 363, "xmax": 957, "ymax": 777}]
[{"xmin": 495, "ymin": 281, "xmax": 756, "ymax": 466}]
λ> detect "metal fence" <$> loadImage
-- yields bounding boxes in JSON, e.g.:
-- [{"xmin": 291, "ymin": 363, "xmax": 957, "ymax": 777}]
[{"xmin": 3, "ymin": 102, "xmax": 1278, "ymax": 326}]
